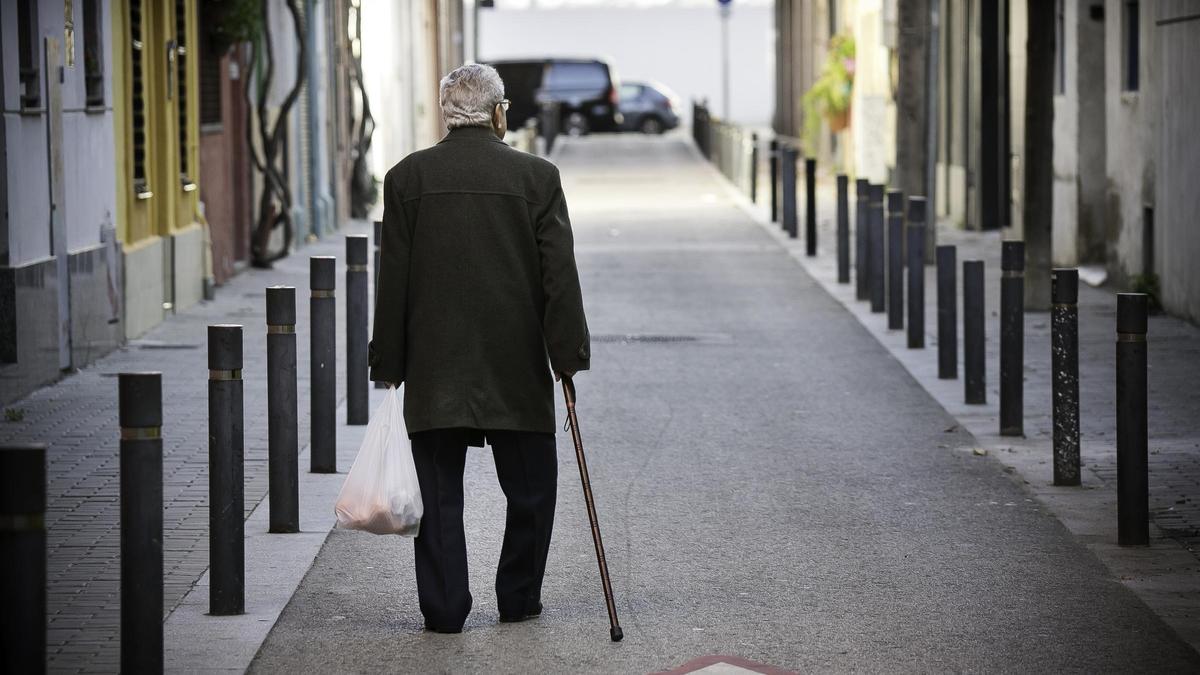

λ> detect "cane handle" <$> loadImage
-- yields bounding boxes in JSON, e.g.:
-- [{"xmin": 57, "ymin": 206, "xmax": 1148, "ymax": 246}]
[{"xmin": 562, "ymin": 376, "xmax": 577, "ymax": 407}]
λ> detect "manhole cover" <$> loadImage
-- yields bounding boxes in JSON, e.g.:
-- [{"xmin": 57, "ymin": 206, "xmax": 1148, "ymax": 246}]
[
  {"xmin": 132, "ymin": 341, "xmax": 200, "ymax": 350},
  {"xmin": 592, "ymin": 333, "xmax": 732, "ymax": 345},
  {"xmin": 654, "ymin": 655, "xmax": 796, "ymax": 675}
]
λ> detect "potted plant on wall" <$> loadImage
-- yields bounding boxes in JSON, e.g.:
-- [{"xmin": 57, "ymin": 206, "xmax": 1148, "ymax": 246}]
[{"xmin": 800, "ymin": 33, "xmax": 856, "ymax": 155}]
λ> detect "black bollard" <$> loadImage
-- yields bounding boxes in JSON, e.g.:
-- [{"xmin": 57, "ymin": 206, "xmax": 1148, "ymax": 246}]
[
  {"xmin": 373, "ymin": 221, "xmax": 384, "ymax": 396},
  {"xmin": 1000, "ymin": 241, "xmax": 1025, "ymax": 436},
  {"xmin": 963, "ymin": 261, "xmax": 986, "ymax": 404},
  {"xmin": 266, "ymin": 286, "xmax": 299, "ymax": 534},
  {"xmin": 347, "ymin": 235, "xmax": 370, "ymax": 425},
  {"xmin": 805, "ymin": 158, "xmax": 817, "ymax": 256},
  {"xmin": 855, "ymin": 179, "xmax": 869, "ymax": 300},
  {"xmin": 118, "ymin": 372, "xmax": 163, "ymax": 673},
  {"xmin": 768, "ymin": 138, "xmax": 777, "ymax": 222},
  {"xmin": 208, "ymin": 325, "xmax": 244, "ymax": 615},
  {"xmin": 886, "ymin": 190, "xmax": 905, "ymax": 330},
  {"xmin": 906, "ymin": 197, "xmax": 926, "ymax": 348},
  {"xmin": 749, "ymin": 133, "xmax": 759, "ymax": 204},
  {"xmin": 781, "ymin": 145, "xmax": 798, "ymax": 238},
  {"xmin": 310, "ymin": 257, "xmax": 338, "ymax": 472},
  {"xmin": 1052, "ymin": 269, "xmax": 1081, "ymax": 486},
  {"xmin": 0, "ymin": 443, "xmax": 46, "ymax": 674},
  {"xmin": 937, "ymin": 245, "xmax": 957, "ymax": 378},
  {"xmin": 836, "ymin": 175, "xmax": 849, "ymax": 283},
  {"xmin": 869, "ymin": 184, "xmax": 886, "ymax": 313},
  {"xmin": 769, "ymin": 139, "xmax": 779, "ymax": 223},
  {"xmin": 1117, "ymin": 293, "xmax": 1148, "ymax": 546}
]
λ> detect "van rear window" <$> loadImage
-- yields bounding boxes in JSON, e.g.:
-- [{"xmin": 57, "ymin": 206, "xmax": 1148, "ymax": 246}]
[{"xmin": 544, "ymin": 62, "xmax": 609, "ymax": 91}]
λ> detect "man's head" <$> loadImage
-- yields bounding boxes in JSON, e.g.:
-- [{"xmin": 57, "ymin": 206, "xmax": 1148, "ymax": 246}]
[{"xmin": 439, "ymin": 64, "xmax": 507, "ymax": 139}]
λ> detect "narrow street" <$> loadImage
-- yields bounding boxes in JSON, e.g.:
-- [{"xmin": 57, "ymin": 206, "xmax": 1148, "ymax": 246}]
[{"xmin": 249, "ymin": 135, "xmax": 1199, "ymax": 673}]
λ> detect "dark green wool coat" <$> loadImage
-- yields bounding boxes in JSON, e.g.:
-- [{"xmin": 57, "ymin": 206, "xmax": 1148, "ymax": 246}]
[{"xmin": 368, "ymin": 125, "xmax": 590, "ymax": 437}]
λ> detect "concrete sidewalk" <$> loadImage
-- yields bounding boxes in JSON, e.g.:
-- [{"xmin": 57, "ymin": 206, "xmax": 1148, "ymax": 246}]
[
  {"xmin": 739, "ymin": 163, "xmax": 1200, "ymax": 650},
  {"xmin": 0, "ymin": 219, "xmax": 381, "ymax": 672},
  {"xmin": 249, "ymin": 134, "xmax": 1198, "ymax": 673}
]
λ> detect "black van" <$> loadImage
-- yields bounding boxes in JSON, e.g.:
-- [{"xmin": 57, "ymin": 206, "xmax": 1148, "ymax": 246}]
[{"xmin": 489, "ymin": 58, "xmax": 622, "ymax": 135}]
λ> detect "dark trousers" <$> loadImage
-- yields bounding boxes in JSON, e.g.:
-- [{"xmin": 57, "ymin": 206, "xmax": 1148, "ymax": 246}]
[{"xmin": 409, "ymin": 428, "xmax": 557, "ymax": 631}]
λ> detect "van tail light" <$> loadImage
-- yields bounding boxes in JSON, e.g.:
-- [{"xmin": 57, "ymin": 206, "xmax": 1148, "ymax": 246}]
[{"xmin": 609, "ymin": 87, "xmax": 619, "ymax": 106}]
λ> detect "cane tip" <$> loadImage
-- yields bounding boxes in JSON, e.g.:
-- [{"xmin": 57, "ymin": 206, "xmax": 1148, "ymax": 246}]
[{"xmin": 611, "ymin": 626, "xmax": 624, "ymax": 642}]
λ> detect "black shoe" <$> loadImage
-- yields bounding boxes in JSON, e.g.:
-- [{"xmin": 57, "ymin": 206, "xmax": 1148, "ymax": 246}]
[
  {"xmin": 499, "ymin": 602, "xmax": 543, "ymax": 624},
  {"xmin": 423, "ymin": 621, "xmax": 464, "ymax": 634}
]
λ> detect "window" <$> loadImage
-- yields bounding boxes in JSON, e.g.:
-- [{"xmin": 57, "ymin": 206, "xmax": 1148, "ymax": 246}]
[
  {"xmin": 544, "ymin": 62, "xmax": 609, "ymax": 92},
  {"xmin": 176, "ymin": 0, "xmax": 194, "ymax": 189},
  {"xmin": 1123, "ymin": 1, "xmax": 1139, "ymax": 91},
  {"xmin": 130, "ymin": 0, "xmax": 150, "ymax": 197},
  {"xmin": 198, "ymin": 2, "xmax": 223, "ymax": 127},
  {"xmin": 83, "ymin": 0, "xmax": 104, "ymax": 106},
  {"xmin": 17, "ymin": 0, "xmax": 41, "ymax": 109},
  {"xmin": 1054, "ymin": 0, "xmax": 1065, "ymax": 94}
]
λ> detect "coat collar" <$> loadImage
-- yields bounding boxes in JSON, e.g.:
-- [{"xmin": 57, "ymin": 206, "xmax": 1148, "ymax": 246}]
[{"xmin": 439, "ymin": 125, "xmax": 506, "ymax": 145}]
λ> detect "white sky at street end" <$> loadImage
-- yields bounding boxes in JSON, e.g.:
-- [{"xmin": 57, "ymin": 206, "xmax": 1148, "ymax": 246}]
[{"xmin": 493, "ymin": 0, "xmax": 772, "ymax": 8}]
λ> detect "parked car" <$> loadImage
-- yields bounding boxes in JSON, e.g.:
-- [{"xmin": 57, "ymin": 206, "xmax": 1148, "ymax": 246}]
[
  {"xmin": 617, "ymin": 81, "xmax": 682, "ymax": 134},
  {"xmin": 489, "ymin": 58, "xmax": 622, "ymax": 136}
]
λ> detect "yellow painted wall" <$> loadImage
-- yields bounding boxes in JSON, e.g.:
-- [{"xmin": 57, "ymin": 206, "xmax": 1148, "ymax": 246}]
[{"xmin": 112, "ymin": 0, "xmax": 200, "ymax": 248}]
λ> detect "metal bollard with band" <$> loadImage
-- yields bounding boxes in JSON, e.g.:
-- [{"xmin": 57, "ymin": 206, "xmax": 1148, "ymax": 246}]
[
  {"xmin": 208, "ymin": 325, "xmax": 245, "ymax": 615},
  {"xmin": 118, "ymin": 372, "xmax": 163, "ymax": 673},
  {"xmin": 868, "ymin": 184, "xmax": 886, "ymax": 313},
  {"xmin": 266, "ymin": 286, "xmax": 299, "ymax": 533},
  {"xmin": 906, "ymin": 197, "xmax": 927, "ymax": 349},
  {"xmin": 836, "ymin": 175, "xmax": 849, "ymax": 283},
  {"xmin": 1117, "ymin": 293, "xmax": 1149, "ymax": 546},
  {"xmin": 781, "ymin": 145, "xmax": 798, "ymax": 238},
  {"xmin": 1000, "ymin": 241, "xmax": 1025, "ymax": 436},
  {"xmin": 937, "ymin": 245, "xmax": 957, "ymax": 378},
  {"xmin": 805, "ymin": 158, "xmax": 818, "ymax": 256},
  {"xmin": 0, "ymin": 442, "xmax": 46, "ymax": 674},
  {"xmin": 855, "ymin": 179, "xmax": 869, "ymax": 300},
  {"xmin": 310, "ymin": 256, "xmax": 337, "ymax": 472},
  {"xmin": 963, "ymin": 260, "xmax": 986, "ymax": 404},
  {"xmin": 886, "ymin": 190, "xmax": 905, "ymax": 330},
  {"xmin": 749, "ymin": 133, "xmax": 759, "ymax": 204},
  {"xmin": 347, "ymin": 235, "xmax": 370, "ymax": 425},
  {"xmin": 373, "ymin": 220, "xmax": 386, "ymax": 389},
  {"xmin": 1052, "ymin": 269, "xmax": 1081, "ymax": 486},
  {"xmin": 769, "ymin": 139, "xmax": 779, "ymax": 223}
]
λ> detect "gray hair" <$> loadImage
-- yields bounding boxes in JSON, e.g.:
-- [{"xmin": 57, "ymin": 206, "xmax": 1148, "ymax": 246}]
[{"xmin": 439, "ymin": 64, "xmax": 505, "ymax": 129}]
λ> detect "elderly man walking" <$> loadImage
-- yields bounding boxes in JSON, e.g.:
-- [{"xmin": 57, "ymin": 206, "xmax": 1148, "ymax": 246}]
[{"xmin": 369, "ymin": 64, "xmax": 590, "ymax": 634}]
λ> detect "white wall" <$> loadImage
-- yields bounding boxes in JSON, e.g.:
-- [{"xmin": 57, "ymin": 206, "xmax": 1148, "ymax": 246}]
[
  {"xmin": 1, "ymin": 0, "xmax": 117, "ymax": 267},
  {"xmin": 362, "ymin": 0, "xmax": 448, "ymax": 178},
  {"xmin": 478, "ymin": 4, "xmax": 775, "ymax": 127},
  {"xmin": 1104, "ymin": 0, "xmax": 1157, "ymax": 285},
  {"xmin": 1156, "ymin": 0, "xmax": 1200, "ymax": 323}
]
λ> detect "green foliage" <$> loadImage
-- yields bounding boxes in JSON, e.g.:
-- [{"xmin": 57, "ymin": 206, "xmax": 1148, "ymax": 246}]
[
  {"xmin": 4, "ymin": 407, "xmax": 25, "ymax": 422},
  {"xmin": 1130, "ymin": 273, "xmax": 1163, "ymax": 312},
  {"xmin": 800, "ymin": 33, "xmax": 856, "ymax": 155},
  {"xmin": 202, "ymin": 0, "xmax": 263, "ymax": 53}
]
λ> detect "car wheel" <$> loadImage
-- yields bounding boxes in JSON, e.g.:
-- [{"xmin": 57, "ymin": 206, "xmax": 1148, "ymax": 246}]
[
  {"xmin": 565, "ymin": 113, "xmax": 589, "ymax": 136},
  {"xmin": 639, "ymin": 116, "xmax": 664, "ymax": 135}
]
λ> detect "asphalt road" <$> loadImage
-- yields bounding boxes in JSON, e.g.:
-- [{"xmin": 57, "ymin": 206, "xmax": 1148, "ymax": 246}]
[{"xmin": 249, "ymin": 134, "xmax": 1199, "ymax": 673}]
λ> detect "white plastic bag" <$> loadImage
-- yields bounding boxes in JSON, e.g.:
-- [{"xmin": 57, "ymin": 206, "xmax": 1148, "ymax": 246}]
[{"xmin": 334, "ymin": 387, "xmax": 423, "ymax": 536}]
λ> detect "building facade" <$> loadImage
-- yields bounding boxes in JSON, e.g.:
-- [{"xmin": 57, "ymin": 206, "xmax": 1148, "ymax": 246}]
[
  {"xmin": 2, "ymin": 0, "xmax": 473, "ymax": 406},
  {"xmin": 1, "ymin": 0, "xmax": 124, "ymax": 402},
  {"xmin": 775, "ymin": 0, "xmax": 1200, "ymax": 323}
]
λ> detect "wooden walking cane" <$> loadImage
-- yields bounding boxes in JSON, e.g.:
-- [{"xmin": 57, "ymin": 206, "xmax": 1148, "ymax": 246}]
[{"xmin": 561, "ymin": 376, "xmax": 624, "ymax": 642}]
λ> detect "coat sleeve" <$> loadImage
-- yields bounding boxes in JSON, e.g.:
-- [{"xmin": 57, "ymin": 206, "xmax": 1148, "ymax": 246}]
[
  {"xmin": 368, "ymin": 170, "xmax": 410, "ymax": 384},
  {"xmin": 536, "ymin": 167, "xmax": 591, "ymax": 375}
]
